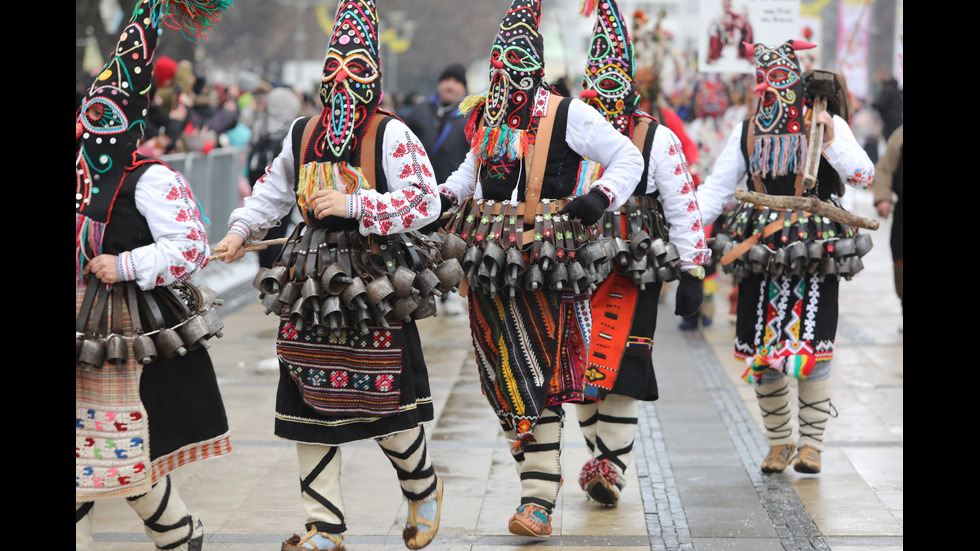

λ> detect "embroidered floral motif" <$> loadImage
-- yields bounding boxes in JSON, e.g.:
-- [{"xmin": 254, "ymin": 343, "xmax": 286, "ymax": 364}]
[
  {"xmin": 353, "ymin": 373, "xmax": 371, "ymax": 390},
  {"xmin": 375, "ymin": 374, "xmax": 394, "ymax": 391},
  {"xmin": 281, "ymin": 322, "xmax": 299, "ymax": 340},
  {"xmin": 330, "ymin": 370, "xmax": 348, "ymax": 387},
  {"xmin": 373, "ymin": 330, "xmax": 393, "ymax": 347}
]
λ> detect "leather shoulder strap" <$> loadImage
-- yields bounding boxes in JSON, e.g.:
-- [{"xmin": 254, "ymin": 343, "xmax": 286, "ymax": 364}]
[
  {"xmin": 361, "ymin": 113, "xmax": 391, "ymax": 191},
  {"xmin": 523, "ymin": 93, "xmax": 562, "ymax": 225},
  {"xmin": 632, "ymin": 118, "xmax": 658, "ymax": 197}
]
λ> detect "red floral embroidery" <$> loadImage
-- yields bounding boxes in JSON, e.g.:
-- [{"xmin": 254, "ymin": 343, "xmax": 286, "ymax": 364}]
[
  {"xmin": 402, "ymin": 213, "xmax": 415, "ymax": 228},
  {"xmin": 375, "ymin": 374, "xmax": 394, "ymax": 392},
  {"xmin": 420, "ymin": 164, "xmax": 432, "ymax": 177},
  {"xmin": 156, "ymin": 276, "xmax": 166, "ymax": 285},
  {"xmin": 686, "ymin": 201, "xmax": 697, "ymax": 212},
  {"xmin": 691, "ymin": 219, "xmax": 703, "ymax": 232},
  {"xmin": 673, "ymin": 164, "xmax": 684, "ymax": 176},
  {"xmin": 417, "ymin": 201, "xmax": 429, "ymax": 216},
  {"xmin": 668, "ymin": 144, "xmax": 679, "ymax": 155},
  {"xmin": 331, "ymin": 370, "xmax": 349, "ymax": 387},
  {"xmin": 403, "ymin": 190, "xmax": 417, "ymax": 202},
  {"xmin": 175, "ymin": 209, "xmax": 191, "ymax": 222},
  {"xmin": 392, "ymin": 197, "xmax": 405, "ymax": 209},
  {"xmin": 693, "ymin": 252, "xmax": 708, "ymax": 265},
  {"xmin": 363, "ymin": 217, "xmax": 376, "ymax": 229},
  {"xmin": 373, "ymin": 331, "xmax": 393, "ymax": 347},
  {"xmin": 379, "ymin": 219, "xmax": 393, "ymax": 235},
  {"xmin": 393, "ymin": 143, "xmax": 409, "ymax": 158},
  {"xmin": 680, "ymin": 180, "xmax": 695, "ymax": 194},
  {"xmin": 169, "ymin": 265, "xmax": 187, "ymax": 278},
  {"xmin": 182, "ymin": 249, "xmax": 199, "ymax": 262},
  {"xmin": 166, "ymin": 186, "xmax": 182, "ymax": 201},
  {"xmin": 280, "ymin": 322, "xmax": 298, "ymax": 340},
  {"xmin": 398, "ymin": 164, "xmax": 417, "ymax": 180},
  {"xmin": 186, "ymin": 229, "xmax": 204, "ymax": 241},
  {"xmin": 696, "ymin": 238, "xmax": 705, "ymax": 249}
]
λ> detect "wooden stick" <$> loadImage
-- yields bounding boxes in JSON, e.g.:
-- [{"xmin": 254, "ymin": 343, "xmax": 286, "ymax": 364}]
[
  {"xmin": 802, "ymin": 96, "xmax": 827, "ymax": 190},
  {"xmin": 734, "ymin": 189, "xmax": 879, "ymax": 230},
  {"xmin": 209, "ymin": 237, "xmax": 289, "ymax": 260}
]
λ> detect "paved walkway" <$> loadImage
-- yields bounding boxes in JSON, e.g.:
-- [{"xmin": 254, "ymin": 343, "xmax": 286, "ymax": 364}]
[{"xmin": 91, "ymin": 189, "xmax": 902, "ymax": 550}]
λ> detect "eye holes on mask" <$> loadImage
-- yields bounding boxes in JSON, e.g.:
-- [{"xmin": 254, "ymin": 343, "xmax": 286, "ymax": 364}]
[{"xmin": 86, "ymin": 102, "xmax": 105, "ymax": 122}]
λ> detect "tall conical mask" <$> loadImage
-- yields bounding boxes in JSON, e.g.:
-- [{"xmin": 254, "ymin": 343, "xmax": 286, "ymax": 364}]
[
  {"xmin": 467, "ymin": 0, "xmax": 545, "ymax": 164},
  {"xmin": 310, "ymin": 0, "xmax": 382, "ymax": 165},
  {"xmin": 75, "ymin": 0, "xmax": 232, "ymax": 222},
  {"xmin": 579, "ymin": 0, "xmax": 639, "ymax": 135},
  {"xmin": 748, "ymin": 40, "xmax": 814, "ymax": 178}
]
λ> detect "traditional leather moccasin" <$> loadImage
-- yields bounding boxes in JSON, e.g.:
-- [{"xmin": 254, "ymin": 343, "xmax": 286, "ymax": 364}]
[
  {"xmin": 508, "ymin": 504, "xmax": 553, "ymax": 537},
  {"xmin": 793, "ymin": 445, "xmax": 822, "ymax": 474},
  {"xmin": 281, "ymin": 527, "xmax": 345, "ymax": 551},
  {"xmin": 403, "ymin": 477, "xmax": 443, "ymax": 550},
  {"xmin": 760, "ymin": 444, "xmax": 796, "ymax": 473}
]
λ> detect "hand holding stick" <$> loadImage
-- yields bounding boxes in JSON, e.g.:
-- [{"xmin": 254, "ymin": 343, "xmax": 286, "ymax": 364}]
[{"xmin": 210, "ymin": 237, "xmax": 289, "ymax": 261}]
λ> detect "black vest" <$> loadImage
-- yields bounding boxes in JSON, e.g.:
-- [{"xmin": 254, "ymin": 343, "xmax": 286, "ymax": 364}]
[{"xmin": 479, "ymin": 97, "xmax": 583, "ymax": 202}]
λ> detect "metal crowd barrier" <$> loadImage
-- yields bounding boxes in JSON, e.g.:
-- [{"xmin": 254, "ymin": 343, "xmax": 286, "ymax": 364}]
[{"xmin": 161, "ymin": 146, "xmax": 248, "ymax": 243}]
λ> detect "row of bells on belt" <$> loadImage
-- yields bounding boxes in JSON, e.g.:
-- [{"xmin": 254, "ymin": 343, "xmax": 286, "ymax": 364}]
[
  {"xmin": 713, "ymin": 232, "xmax": 873, "ymax": 281},
  {"xmin": 439, "ymin": 227, "xmax": 681, "ymax": 300},
  {"xmin": 76, "ymin": 285, "xmax": 225, "ymax": 370},
  {"xmin": 253, "ymin": 255, "xmax": 464, "ymax": 336}
]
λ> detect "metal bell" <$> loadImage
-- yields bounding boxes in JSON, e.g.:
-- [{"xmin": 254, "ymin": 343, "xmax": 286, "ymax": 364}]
[
  {"xmin": 523, "ymin": 263, "xmax": 544, "ymax": 292},
  {"xmin": 748, "ymin": 244, "xmax": 773, "ymax": 274},
  {"xmin": 289, "ymin": 296, "xmax": 309, "ymax": 332},
  {"xmin": 348, "ymin": 306, "xmax": 372, "ymax": 335},
  {"xmin": 567, "ymin": 261, "xmax": 589, "ymax": 295},
  {"xmin": 78, "ymin": 338, "xmax": 107, "ymax": 369},
  {"xmin": 277, "ymin": 281, "xmax": 301, "ymax": 309},
  {"xmin": 133, "ymin": 334, "xmax": 157, "ymax": 365},
  {"xmin": 614, "ymin": 237, "xmax": 631, "ymax": 266},
  {"xmin": 155, "ymin": 327, "xmax": 187, "ymax": 358},
  {"xmin": 630, "ymin": 230, "xmax": 652, "ymax": 259},
  {"xmin": 252, "ymin": 267, "xmax": 271, "ymax": 292},
  {"xmin": 482, "ymin": 241, "xmax": 506, "ymax": 279},
  {"xmin": 855, "ymin": 233, "xmax": 873, "ymax": 257},
  {"xmin": 440, "ymin": 232, "xmax": 468, "ymax": 261},
  {"xmin": 434, "ymin": 258, "xmax": 464, "ymax": 294},
  {"xmin": 462, "ymin": 246, "xmax": 483, "ymax": 283},
  {"xmin": 322, "ymin": 296, "xmax": 344, "ymax": 332},
  {"xmin": 321, "ymin": 263, "xmax": 353, "ymax": 296},
  {"xmin": 389, "ymin": 296, "xmax": 419, "ymax": 322},
  {"xmin": 806, "ymin": 242, "xmax": 825, "ymax": 274},
  {"xmin": 179, "ymin": 315, "xmax": 212, "ymax": 350},
  {"xmin": 414, "ymin": 268, "xmax": 443, "ymax": 298},
  {"xmin": 198, "ymin": 308, "xmax": 224, "ymax": 340},
  {"xmin": 260, "ymin": 292, "xmax": 282, "ymax": 315},
  {"xmin": 366, "ymin": 276, "xmax": 396, "ymax": 307},
  {"xmin": 341, "ymin": 277, "xmax": 369, "ymax": 311},
  {"xmin": 834, "ymin": 237, "xmax": 856, "ymax": 258},
  {"xmin": 260, "ymin": 266, "xmax": 289, "ymax": 295},
  {"xmin": 391, "ymin": 266, "xmax": 419, "ymax": 298},
  {"xmin": 105, "ymin": 334, "xmax": 127, "ymax": 366},
  {"xmin": 538, "ymin": 241, "xmax": 558, "ymax": 272},
  {"xmin": 412, "ymin": 296, "xmax": 438, "ymax": 321}
]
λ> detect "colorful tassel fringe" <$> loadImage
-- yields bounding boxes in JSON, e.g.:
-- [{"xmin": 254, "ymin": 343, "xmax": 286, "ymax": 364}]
[
  {"xmin": 578, "ymin": 0, "xmax": 599, "ymax": 17},
  {"xmin": 297, "ymin": 161, "xmax": 368, "ymax": 214},
  {"xmin": 741, "ymin": 346, "xmax": 816, "ymax": 383},
  {"xmin": 749, "ymin": 135, "xmax": 808, "ymax": 179},
  {"xmin": 150, "ymin": 0, "xmax": 234, "ymax": 41}
]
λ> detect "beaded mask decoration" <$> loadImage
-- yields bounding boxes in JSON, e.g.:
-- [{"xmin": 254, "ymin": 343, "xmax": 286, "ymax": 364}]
[
  {"xmin": 747, "ymin": 40, "xmax": 815, "ymax": 178},
  {"xmin": 578, "ymin": 0, "xmax": 639, "ymax": 136},
  {"xmin": 75, "ymin": 0, "xmax": 230, "ymax": 279},
  {"xmin": 297, "ymin": 0, "xmax": 382, "ymax": 215},
  {"xmin": 466, "ymin": 0, "xmax": 546, "ymax": 164}
]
